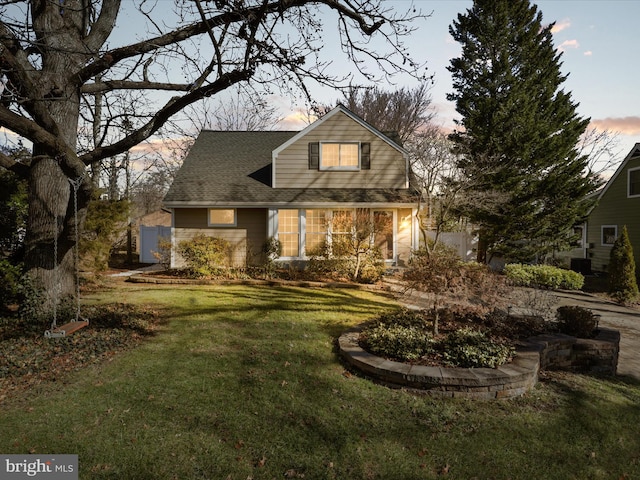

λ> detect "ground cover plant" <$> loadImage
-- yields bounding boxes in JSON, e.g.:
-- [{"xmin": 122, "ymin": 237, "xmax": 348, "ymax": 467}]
[{"xmin": 1, "ymin": 282, "xmax": 640, "ymax": 479}]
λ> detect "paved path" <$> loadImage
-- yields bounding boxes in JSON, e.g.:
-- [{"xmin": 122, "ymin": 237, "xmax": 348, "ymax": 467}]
[
  {"xmin": 383, "ymin": 279, "xmax": 640, "ymax": 380},
  {"xmin": 553, "ymin": 290, "xmax": 640, "ymax": 380}
]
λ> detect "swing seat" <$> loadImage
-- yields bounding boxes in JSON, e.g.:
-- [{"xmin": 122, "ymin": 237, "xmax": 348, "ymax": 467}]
[{"xmin": 45, "ymin": 319, "xmax": 89, "ymax": 338}]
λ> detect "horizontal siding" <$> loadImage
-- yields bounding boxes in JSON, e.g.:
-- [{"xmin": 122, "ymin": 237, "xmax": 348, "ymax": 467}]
[
  {"xmin": 587, "ymin": 156, "xmax": 640, "ymax": 272},
  {"xmin": 173, "ymin": 228, "xmax": 248, "ymax": 268},
  {"xmin": 172, "ymin": 208, "xmax": 269, "ymax": 267},
  {"xmin": 275, "ymin": 111, "xmax": 407, "ymax": 189},
  {"xmin": 174, "ymin": 208, "xmax": 208, "ymax": 228}
]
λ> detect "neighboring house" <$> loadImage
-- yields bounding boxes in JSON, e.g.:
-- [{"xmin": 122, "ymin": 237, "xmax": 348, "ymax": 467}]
[
  {"xmin": 163, "ymin": 105, "xmax": 420, "ymax": 269},
  {"xmin": 584, "ymin": 143, "xmax": 640, "ymax": 273}
]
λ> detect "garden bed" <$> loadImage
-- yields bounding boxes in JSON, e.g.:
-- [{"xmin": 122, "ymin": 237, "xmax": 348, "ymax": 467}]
[{"xmin": 338, "ymin": 321, "xmax": 620, "ymax": 400}]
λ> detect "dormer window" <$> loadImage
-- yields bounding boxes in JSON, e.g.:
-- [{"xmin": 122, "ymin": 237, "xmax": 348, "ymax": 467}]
[
  {"xmin": 320, "ymin": 143, "xmax": 359, "ymax": 170},
  {"xmin": 308, "ymin": 142, "xmax": 370, "ymax": 170}
]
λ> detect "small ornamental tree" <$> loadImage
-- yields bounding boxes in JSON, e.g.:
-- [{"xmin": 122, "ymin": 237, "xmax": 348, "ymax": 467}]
[{"xmin": 608, "ymin": 225, "xmax": 639, "ymax": 303}]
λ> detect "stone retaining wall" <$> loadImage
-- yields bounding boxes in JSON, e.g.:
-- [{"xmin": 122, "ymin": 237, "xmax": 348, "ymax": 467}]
[{"xmin": 338, "ymin": 327, "xmax": 619, "ymax": 400}]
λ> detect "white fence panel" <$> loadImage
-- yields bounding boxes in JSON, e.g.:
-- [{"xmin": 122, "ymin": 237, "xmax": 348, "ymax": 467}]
[{"xmin": 425, "ymin": 231, "xmax": 477, "ymax": 262}]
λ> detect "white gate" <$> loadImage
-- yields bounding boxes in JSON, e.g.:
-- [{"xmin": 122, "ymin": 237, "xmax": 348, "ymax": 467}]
[{"xmin": 140, "ymin": 226, "xmax": 172, "ymax": 264}]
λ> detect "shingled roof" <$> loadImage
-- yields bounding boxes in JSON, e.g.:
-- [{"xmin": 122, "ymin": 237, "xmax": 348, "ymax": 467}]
[{"xmin": 164, "ymin": 130, "xmax": 418, "ymax": 207}]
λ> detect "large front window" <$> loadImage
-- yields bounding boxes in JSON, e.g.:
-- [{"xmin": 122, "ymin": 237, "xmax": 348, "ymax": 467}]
[
  {"xmin": 273, "ymin": 208, "xmax": 399, "ymax": 262},
  {"xmin": 278, "ymin": 209, "xmax": 299, "ymax": 257},
  {"xmin": 305, "ymin": 209, "xmax": 327, "ymax": 256},
  {"xmin": 330, "ymin": 210, "xmax": 354, "ymax": 256},
  {"xmin": 320, "ymin": 143, "xmax": 359, "ymax": 170}
]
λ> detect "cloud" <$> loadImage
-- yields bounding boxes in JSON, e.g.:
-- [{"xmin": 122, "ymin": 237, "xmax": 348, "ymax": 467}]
[
  {"xmin": 279, "ymin": 109, "xmax": 316, "ymax": 130},
  {"xmin": 583, "ymin": 51, "xmax": 593, "ymax": 56},
  {"xmin": 591, "ymin": 117, "xmax": 640, "ymax": 135},
  {"xmin": 558, "ymin": 39, "xmax": 579, "ymax": 51},
  {"xmin": 551, "ymin": 19, "xmax": 571, "ymax": 34}
]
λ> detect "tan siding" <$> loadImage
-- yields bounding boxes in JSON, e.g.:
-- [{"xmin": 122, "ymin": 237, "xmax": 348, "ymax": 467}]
[
  {"xmin": 587, "ymin": 156, "xmax": 640, "ymax": 272},
  {"xmin": 275, "ymin": 111, "xmax": 407, "ymax": 189},
  {"xmin": 174, "ymin": 208, "xmax": 208, "ymax": 228},
  {"xmin": 237, "ymin": 208, "xmax": 268, "ymax": 265},
  {"xmin": 173, "ymin": 228, "xmax": 248, "ymax": 268},
  {"xmin": 172, "ymin": 208, "xmax": 268, "ymax": 267}
]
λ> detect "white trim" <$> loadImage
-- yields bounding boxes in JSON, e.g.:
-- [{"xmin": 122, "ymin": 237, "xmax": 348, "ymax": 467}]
[
  {"xmin": 601, "ymin": 224, "xmax": 618, "ymax": 247},
  {"xmin": 628, "ymin": 166, "xmax": 640, "ymax": 198},
  {"xmin": 596, "ymin": 143, "xmax": 640, "ymax": 202}
]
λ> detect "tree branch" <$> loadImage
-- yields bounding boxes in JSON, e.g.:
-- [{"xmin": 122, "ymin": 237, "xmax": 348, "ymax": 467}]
[
  {"xmin": 79, "ymin": 68, "xmax": 253, "ymax": 164},
  {"xmin": 81, "ymin": 80, "xmax": 193, "ymax": 94}
]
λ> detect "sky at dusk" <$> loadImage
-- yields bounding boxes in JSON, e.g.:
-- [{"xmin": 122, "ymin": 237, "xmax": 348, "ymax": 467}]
[
  {"xmin": 278, "ymin": 0, "xmax": 640, "ymax": 166},
  {"xmin": 2, "ymin": 1, "xmax": 638, "ymax": 169}
]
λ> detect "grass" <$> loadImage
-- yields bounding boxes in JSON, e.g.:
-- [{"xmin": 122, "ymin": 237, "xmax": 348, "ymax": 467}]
[{"xmin": 1, "ymin": 281, "xmax": 640, "ymax": 479}]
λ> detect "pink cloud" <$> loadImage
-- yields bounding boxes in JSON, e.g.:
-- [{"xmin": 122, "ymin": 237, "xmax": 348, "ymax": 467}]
[
  {"xmin": 591, "ymin": 117, "xmax": 640, "ymax": 135},
  {"xmin": 551, "ymin": 19, "xmax": 571, "ymax": 33},
  {"xmin": 584, "ymin": 51, "xmax": 593, "ymax": 56},
  {"xmin": 558, "ymin": 39, "xmax": 579, "ymax": 51}
]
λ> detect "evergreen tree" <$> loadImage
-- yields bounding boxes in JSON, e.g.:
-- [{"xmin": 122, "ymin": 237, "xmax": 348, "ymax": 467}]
[
  {"xmin": 447, "ymin": 0, "xmax": 601, "ymax": 263},
  {"xmin": 608, "ymin": 225, "xmax": 639, "ymax": 304}
]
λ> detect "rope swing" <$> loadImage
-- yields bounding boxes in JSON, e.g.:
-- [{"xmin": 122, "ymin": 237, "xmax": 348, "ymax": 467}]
[{"xmin": 45, "ymin": 177, "xmax": 89, "ymax": 338}]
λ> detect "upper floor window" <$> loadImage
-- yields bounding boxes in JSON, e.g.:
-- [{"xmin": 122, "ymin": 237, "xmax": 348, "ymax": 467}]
[
  {"xmin": 209, "ymin": 208, "xmax": 236, "ymax": 226},
  {"xmin": 629, "ymin": 167, "xmax": 640, "ymax": 197},
  {"xmin": 308, "ymin": 142, "xmax": 370, "ymax": 170},
  {"xmin": 320, "ymin": 143, "xmax": 359, "ymax": 170}
]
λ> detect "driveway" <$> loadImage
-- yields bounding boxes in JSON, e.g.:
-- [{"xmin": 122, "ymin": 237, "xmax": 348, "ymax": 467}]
[{"xmin": 553, "ymin": 290, "xmax": 640, "ymax": 380}]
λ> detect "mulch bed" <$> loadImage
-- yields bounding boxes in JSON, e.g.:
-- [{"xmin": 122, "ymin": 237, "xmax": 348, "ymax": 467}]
[{"xmin": 0, "ymin": 303, "xmax": 163, "ymax": 403}]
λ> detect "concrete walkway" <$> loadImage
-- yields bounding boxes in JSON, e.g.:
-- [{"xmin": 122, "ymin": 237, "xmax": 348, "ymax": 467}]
[{"xmin": 553, "ymin": 290, "xmax": 640, "ymax": 380}]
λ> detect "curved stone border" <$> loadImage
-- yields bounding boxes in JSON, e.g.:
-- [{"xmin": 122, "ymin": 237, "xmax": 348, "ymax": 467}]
[{"xmin": 338, "ymin": 327, "xmax": 620, "ymax": 400}]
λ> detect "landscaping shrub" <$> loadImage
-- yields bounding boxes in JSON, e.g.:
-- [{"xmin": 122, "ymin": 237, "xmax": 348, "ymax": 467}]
[
  {"xmin": 152, "ymin": 237, "xmax": 172, "ymax": 270},
  {"xmin": 177, "ymin": 234, "xmax": 231, "ymax": 278},
  {"xmin": 504, "ymin": 263, "xmax": 584, "ymax": 290},
  {"xmin": 360, "ymin": 323, "xmax": 433, "ymax": 362},
  {"xmin": 608, "ymin": 225, "xmax": 639, "ymax": 304},
  {"xmin": 261, "ymin": 237, "xmax": 282, "ymax": 279},
  {"xmin": 440, "ymin": 327, "xmax": 515, "ymax": 368},
  {"xmin": 306, "ymin": 246, "xmax": 385, "ymax": 283},
  {"xmin": 0, "ymin": 259, "xmax": 22, "ymax": 309},
  {"xmin": 556, "ymin": 305, "xmax": 598, "ymax": 338}
]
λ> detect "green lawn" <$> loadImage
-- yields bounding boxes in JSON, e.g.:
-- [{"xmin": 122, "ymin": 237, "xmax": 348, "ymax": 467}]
[{"xmin": 1, "ymin": 282, "xmax": 640, "ymax": 479}]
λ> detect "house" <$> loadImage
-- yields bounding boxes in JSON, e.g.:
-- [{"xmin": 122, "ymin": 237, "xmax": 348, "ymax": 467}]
[
  {"xmin": 584, "ymin": 143, "xmax": 640, "ymax": 274},
  {"xmin": 163, "ymin": 105, "xmax": 420, "ymax": 269}
]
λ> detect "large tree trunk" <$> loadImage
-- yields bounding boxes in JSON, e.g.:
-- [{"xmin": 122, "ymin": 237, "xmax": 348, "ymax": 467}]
[
  {"xmin": 25, "ymin": 159, "xmax": 75, "ymax": 315},
  {"xmin": 22, "ymin": 1, "xmax": 89, "ymax": 318}
]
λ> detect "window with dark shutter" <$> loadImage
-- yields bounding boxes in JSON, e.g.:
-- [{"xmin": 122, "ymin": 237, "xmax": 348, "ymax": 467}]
[
  {"xmin": 361, "ymin": 142, "xmax": 371, "ymax": 170},
  {"xmin": 308, "ymin": 142, "xmax": 319, "ymax": 169}
]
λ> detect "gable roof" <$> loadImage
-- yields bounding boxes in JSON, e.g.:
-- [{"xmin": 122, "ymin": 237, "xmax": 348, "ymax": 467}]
[
  {"xmin": 164, "ymin": 128, "xmax": 417, "ymax": 208},
  {"xmin": 272, "ymin": 104, "xmax": 408, "ymax": 157},
  {"xmin": 596, "ymin": 142, "xmax": 640, "ymax": 201}
]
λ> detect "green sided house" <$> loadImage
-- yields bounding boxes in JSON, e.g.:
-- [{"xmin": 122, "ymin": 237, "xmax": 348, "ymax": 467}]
[
  {"xmin": 585, "ymin": 143, "xmax": 640, "ymax": 273},
  {"xmin": 163, "ymin": 105, "xmax": 420, "ymax": 269}
]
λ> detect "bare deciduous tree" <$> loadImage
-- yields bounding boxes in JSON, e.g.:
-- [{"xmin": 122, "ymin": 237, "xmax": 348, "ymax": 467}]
[{"xmin": 0, "ymin": 0, "xmax": 427, "ymax": 310}]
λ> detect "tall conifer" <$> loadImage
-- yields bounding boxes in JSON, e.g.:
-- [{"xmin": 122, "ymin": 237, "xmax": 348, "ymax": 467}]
[
  {"xmin": 447, "ymin": 0, "xmax": 601, "ymax": 263},
  {"xmin": 608, "ymin": 225, "xmax": 639, "ymax": 303}
]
